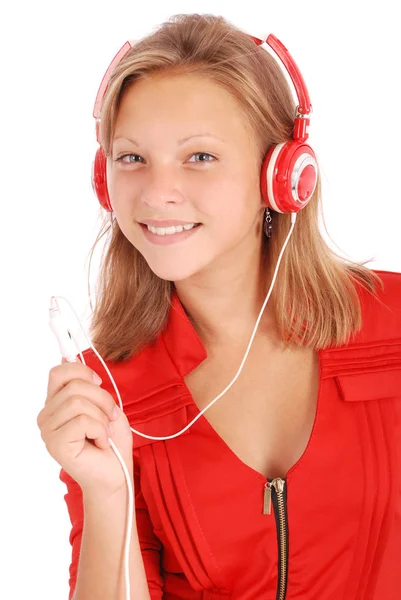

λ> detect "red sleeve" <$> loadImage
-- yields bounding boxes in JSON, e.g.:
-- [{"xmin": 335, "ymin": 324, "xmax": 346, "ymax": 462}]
[
  {"xmin": 59, "ymin": 452, "xmax": 164, "ymax": 599},
  {"xmin": 59, "ymin": 467, "xmax": 83, "ymax": 600}
]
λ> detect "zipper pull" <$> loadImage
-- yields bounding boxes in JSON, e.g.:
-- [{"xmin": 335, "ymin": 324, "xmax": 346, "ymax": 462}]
[
  {"xmin": 263, "ymin": 482, "xmax": 272, "ymax": 515},
  {"xmin": 263, "ymin": 478, "xmax": 286, "ymax": 514},
  {"xmin": 271, "ymin": 478, "xmax": 285, "ymax": 494}
]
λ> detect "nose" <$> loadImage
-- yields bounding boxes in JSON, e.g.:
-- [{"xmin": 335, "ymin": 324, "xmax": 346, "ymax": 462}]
[{"xmin": 141, "ymin": 164, "xmax": 185, "ymax": 208}]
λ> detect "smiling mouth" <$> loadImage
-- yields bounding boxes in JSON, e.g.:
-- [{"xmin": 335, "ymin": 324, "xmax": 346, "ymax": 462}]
[{"xmin": 140, "ymin": 223, "xmax": 201, "ymax": 232}]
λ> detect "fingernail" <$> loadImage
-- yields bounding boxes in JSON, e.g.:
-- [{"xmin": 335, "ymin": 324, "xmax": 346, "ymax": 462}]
[
  {"xmin": 112, "ymin": 405, "xmax": 119, "ymax": 420},
  {"xmin": 92, "ymin": 371, "xmax": 102, "ymax": 385}
]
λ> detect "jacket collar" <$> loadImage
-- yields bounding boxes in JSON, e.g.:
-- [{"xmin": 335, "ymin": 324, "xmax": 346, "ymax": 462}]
[{"xmin": 161, "ymin": 290, "xmax": 208, "ymax": 378}]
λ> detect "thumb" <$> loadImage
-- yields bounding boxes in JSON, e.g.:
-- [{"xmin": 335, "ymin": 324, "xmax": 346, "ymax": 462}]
[{"xmin": 111, "ymin": 405, "xmax": 132, "ymax": 435}]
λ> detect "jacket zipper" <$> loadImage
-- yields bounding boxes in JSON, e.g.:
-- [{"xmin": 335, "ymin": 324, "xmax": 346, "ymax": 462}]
[{"xmin": 263, "ymin": 478, "xmax": 289, "ymax": 600}]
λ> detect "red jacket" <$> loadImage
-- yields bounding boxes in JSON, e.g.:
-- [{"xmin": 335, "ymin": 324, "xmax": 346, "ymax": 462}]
[{"xmin": 60, "ymin": 269, "xmax": 401, "ymax": 600}]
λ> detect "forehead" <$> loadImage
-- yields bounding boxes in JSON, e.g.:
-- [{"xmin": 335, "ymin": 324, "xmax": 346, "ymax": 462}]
[
  {"xmin": 122, "ymin": 72, "xmax": 234, "ymax": 103},
  {"xmin": 115, "ymin": 73, "xmax": 251, "ymax": 136}
]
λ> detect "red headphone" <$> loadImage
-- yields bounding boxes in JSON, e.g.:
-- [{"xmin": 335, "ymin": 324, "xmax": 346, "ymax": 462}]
[{"xmin": 91, "ymin": 34, "xmax": 318, "ymax": 215}]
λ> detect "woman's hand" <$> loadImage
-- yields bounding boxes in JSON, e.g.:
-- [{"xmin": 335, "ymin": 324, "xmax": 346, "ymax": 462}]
[{"xmin": 37, "ymin": 358, "xmax": 134, "ymax": 498}]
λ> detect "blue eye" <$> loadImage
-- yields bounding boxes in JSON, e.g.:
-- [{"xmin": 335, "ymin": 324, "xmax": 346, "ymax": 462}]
[{"xmin": 115, "ymin": 152, "xmax": 216, "ymax": 165}]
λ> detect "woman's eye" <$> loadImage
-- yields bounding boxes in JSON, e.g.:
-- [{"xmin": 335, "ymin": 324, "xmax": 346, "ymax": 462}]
[
  {"xmin": 115, "ymin": 152, "xmax": 215, "ymax": 165},
  {"xmin": 115, "ymin": 154, "xmax": 143, "ymax": 164},
  {"xmin": 187, "ymin": 152, "xmax": 215, "ymax": 163}
]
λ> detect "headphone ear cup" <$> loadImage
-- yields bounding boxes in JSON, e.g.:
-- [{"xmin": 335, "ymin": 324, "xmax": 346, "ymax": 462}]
[
  {"xmin": 92, "ymin": 146, "xmax": 113, "ymax": 212},
  {"xmin": 261, "ymin": 140, "xmax": 318, "ymax": 214}
]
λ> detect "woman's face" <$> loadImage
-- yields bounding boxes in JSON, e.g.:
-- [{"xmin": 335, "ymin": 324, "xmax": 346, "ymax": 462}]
[{"xmin": 107, "ymin": 72, "xmax": 266, "ymax": 283}]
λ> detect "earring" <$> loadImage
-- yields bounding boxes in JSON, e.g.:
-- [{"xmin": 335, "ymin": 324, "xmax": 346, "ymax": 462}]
[{"xmin": 263, "ymin": 207, "xmax": 273, "ymax": 238}]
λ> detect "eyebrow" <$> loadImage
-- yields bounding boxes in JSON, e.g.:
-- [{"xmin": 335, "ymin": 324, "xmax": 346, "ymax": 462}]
[{"xmin": 112, "ymin": 133, "xmax": 226, "ymax": 146}]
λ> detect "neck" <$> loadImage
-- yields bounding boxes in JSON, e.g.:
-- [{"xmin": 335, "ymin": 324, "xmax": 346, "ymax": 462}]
[{"xmin": 174, "ymin": 256, "xmax": 280, "ymax": 354}]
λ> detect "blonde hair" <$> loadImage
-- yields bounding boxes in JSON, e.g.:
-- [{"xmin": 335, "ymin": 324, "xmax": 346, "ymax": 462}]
[{"xmin": 86, "ymin": 13, "xmax": 383, "ymax": 363}]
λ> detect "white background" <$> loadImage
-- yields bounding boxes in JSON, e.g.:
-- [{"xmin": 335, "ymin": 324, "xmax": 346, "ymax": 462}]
[{"xmin": 1, "ymin": 0, "xmax": 400, "ymax": 598}]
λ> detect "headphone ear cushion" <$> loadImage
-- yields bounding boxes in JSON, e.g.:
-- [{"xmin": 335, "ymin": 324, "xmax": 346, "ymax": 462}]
[
  {"xmin": 261, "ymin": 141, "xmax": 318, "ymax": 214},
  {"xmin": 92, "ymin": 146, "xmax": 113, "ymax": 212}
]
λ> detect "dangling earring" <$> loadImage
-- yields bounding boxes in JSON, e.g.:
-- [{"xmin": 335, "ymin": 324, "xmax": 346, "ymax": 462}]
[{"xmin": 263, "ymin": 207, "xmax": 273, "ymax": 238}]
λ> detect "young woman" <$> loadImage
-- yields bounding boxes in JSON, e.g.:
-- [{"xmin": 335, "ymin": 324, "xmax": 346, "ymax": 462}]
[{"xmin": 37, "ymin": 13, "xmax": 401, "ymax": 600}]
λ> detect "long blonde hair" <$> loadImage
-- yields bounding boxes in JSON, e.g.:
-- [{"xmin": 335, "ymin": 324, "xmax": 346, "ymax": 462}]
[{"xmin": 86, "ymin": 13, "xmax": 383, "ymax": 363}]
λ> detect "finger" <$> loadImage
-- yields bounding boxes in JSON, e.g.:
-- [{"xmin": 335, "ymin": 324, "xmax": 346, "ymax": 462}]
[
  {"xmin": 46, "ymin": 360, "xmax": 101, "ymax": 405},
  {"xmin": 42, "ymin": 395, "xmax": 111, "ymax": 441},
  {"xmin": 48, "ymin": 413, "xmax": 111, "ymax": 455},
  {"xmin": 68, "ymin": 414, "xmax": 111, "ymax": 451},
  {"xmin": 42, "ymin": 377, "xmax": 116, "ymax": 427}
]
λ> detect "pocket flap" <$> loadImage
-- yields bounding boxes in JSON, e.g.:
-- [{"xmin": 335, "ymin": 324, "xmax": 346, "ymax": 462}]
[{"xmin": 336, "ymin": 368, "xmax": 401, "ymax": 401}]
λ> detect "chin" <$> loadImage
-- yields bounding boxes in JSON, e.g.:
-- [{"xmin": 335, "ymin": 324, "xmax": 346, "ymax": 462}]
[{"xmin": 148, "ymin": 264, "xmax": 200, "ymax": 282}]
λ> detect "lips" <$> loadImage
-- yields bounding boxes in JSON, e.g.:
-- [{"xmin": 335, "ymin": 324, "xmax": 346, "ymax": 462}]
[
  {"xmin": 140, "ymin": 223, "xmax": 201, "ymax": 230},
  {"xmin": 140, "ymin": 221, "xmax": 203, "ymax": 245},
  {"xmin": 139, "ymin": 220, "xmax": 201, "ymax": 227}
]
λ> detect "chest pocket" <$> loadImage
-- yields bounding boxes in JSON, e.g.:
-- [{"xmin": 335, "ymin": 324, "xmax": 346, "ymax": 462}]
[
  {"xmin": 320, "ymin": 337, "xmax": 401, "ymax": 403},
  {"xmin": 335, "ymin": 367, "xmax": 401, "ymax": 402}
]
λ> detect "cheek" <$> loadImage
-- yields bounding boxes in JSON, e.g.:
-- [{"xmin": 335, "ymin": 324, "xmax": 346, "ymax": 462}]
[
  {"xmin": 107, "ymin": 159, "xmax": 133, "ymax": 185},
  {"xmin": 106, "ymin": 164, "xmax": 120, "ymax": 204},
  {"xmin": 198, "ymin": 176, "xmax": 248, "ymax": 217}
]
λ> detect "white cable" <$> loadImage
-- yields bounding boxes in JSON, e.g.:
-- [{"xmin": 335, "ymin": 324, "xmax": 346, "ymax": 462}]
[{"xmin": 49, "ymin": 211, "xmax": 297, "ymax": 599}]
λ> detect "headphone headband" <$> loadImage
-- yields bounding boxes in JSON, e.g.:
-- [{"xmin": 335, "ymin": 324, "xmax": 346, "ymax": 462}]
[
  {"xmin": 93, "ymin": 41, "xmax": 134, "ymax": 122},
  {"xmin": 251, "ymin": 34, "xmax": 312, "ymax": 115},
  {"xmin": 92, "ymin": 33, "xmax": 313, "ymax": 143}
]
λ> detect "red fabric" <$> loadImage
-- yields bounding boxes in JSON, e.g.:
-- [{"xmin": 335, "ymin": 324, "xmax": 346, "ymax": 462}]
[{"xmin": 60, "ymin": 269, "xmax": 401, "ymax": 599}]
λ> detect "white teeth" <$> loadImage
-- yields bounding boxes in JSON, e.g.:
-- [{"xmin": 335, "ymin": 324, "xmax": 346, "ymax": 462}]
[{"xmin": 146, "ymin": 223, "xmax": 198, "ymax": 235}]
